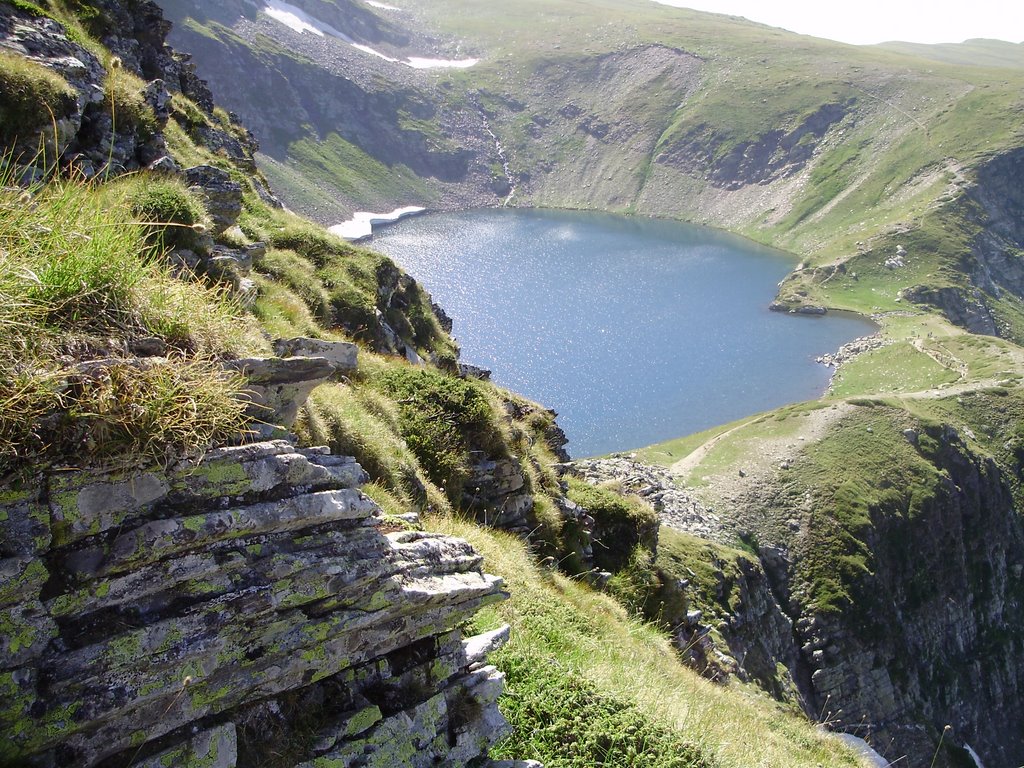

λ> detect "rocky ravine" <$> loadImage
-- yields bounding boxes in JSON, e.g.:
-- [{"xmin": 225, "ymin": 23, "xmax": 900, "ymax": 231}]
[{"xmin": 571, "ymin": 425, "xmax": 1024, "ymax": 768}]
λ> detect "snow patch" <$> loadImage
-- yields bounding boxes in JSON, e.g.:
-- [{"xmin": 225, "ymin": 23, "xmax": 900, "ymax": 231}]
[
  {"xmin": 263, "ymin": 2, "xmax": 478, "ymax": 69},
  {"xmin": 329, "ymin": 206, "xmax": 426, "ymax": 241},
  {"xmin": 834, "ymin": 735, "xmax": 888, "ymax": 768},
  {"xmin": 352, "ymin": 43, "xmax": 399, "ymax": 63},
  {"xmin": 263, "ymin": 0, "xmax": 353, "ymax": 41},
  {"xmin": 366, "ymin": 0, "xmax": 401, "ymax": 9},
  {"xmin": 965, "ymin": 744, "xmax": 986, "ymax": 768}
]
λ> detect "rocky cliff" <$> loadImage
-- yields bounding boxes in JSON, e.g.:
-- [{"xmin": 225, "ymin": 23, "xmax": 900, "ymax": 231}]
[
  {"xmin": 159, "ymin": 0, "xmax": 500, "ymax": 223},
  {"xmin": 0, "ymin": 2, "xmax": 528, "ymax": 765},
  {"xmin": 1, "ymin": 438, "xmax": 511, "ymax": 767},
  {"xmin": 585, "ymin": 410, "xmax": 1024, "ymax": 767}
]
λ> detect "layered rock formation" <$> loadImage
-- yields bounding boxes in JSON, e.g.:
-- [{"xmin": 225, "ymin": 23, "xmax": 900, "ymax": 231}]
[{"xmin": 0, "ymin": 438, "xmax": 512, "ymax": 767}]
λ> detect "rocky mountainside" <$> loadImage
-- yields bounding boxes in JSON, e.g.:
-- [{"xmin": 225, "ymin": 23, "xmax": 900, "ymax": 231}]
[
  {"xmin": 161, "ymin": 0, "xmax": 1024, "ymax": 341},
  {"xmin": 0, "ymin": 3, "xmax": 521, "ymax": 765},
  {"xmin": 570, "ymin": 427, "xmax": 1024, "ymax": 765}
]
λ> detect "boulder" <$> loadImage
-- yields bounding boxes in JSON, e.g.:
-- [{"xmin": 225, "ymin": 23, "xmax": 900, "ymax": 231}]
[
  {"xmin": 185, "ymin": 165, "xmax": 243, "ymax": 234},
  {"xmin": 273, "ymin": 337, "xmax": 359, "ymax": 376},
  {"xmin": 225, "ymin": 356, "xmax": 335, "ymax": 430},
  {"xmin": 459, "ymin": 362, "xmax": 493, "ymax": 381}
]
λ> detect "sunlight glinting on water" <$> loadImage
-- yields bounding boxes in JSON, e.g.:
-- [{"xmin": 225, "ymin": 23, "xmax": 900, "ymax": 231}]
[{"xmin": 372, "ymin": 209, "xmax": 875, "ymax": 457}]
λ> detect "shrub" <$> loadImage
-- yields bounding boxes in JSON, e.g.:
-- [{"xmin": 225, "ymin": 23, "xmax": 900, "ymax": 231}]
[
  {"xmin": 116, "ymin": 175, "xmax": 208, "ymax": 253},
  {"xmin": 565, "ymin": 478, "xmax": 659, "ymax": 573},
  {"xmin": 368, "ymin": 365, "xmax": 507, "ymax": 503},
  {"xmin": 0, "ymin": 50, "xmax": 77, "ymax": 151}
]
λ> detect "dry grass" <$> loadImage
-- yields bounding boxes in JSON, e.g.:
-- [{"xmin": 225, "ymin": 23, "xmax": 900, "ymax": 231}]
[{"xmin": 0, "ymin": 169, "xmax": 265, "ymax": 474}]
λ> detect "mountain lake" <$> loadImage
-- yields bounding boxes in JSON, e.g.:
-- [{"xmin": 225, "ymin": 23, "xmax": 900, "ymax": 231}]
[{"xmin": 370, "ymin": 208, "xmax": 876, "ymax": 457}]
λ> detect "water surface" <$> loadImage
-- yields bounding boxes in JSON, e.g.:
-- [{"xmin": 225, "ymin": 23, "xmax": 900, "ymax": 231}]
[{"xmin": 371, "ymin": 208, "xmax": 873, "ymax": 457}]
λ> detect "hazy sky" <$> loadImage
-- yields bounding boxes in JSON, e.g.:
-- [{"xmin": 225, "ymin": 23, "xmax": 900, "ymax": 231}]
[{"xmin": 650, "ymin": 0, "xmax": 1024, "ymax": 45}]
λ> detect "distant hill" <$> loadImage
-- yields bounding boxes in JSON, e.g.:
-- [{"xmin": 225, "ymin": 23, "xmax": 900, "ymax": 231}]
[{"xmin": 876, "ymin": 38, "xmax": 1024, "ymax": 69}]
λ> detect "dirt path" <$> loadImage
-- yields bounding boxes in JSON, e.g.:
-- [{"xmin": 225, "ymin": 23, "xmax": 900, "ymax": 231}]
[
  {"xmin": 669, "ymin": 418, "xmax": 756, "ymax": 477},
  {"xmin": 668, "ymin": 331, "xmax": 1024, "ymax": 506},
  {"xmin": 669, "ymin": 403, "xmax": 855, "ymax": 507},
  {"xmin": 911, "ymin": 338, "xmax": 969, "ymax": 379}
]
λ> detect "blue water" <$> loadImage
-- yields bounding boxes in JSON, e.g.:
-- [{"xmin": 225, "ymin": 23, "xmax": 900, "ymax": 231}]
[{"xmin": 370, "ymin": 208, "xmax": 874, "ymax": 457}]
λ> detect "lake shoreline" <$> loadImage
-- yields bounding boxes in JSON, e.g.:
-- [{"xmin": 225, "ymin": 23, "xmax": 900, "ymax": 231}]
[{"xmin": 371, "ymin": 207, "xmax": 876, "ymax": 457}]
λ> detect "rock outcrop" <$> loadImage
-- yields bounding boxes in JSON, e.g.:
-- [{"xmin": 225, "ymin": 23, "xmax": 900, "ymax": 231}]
[
  {"xmin": 568, "ymin": 424, "xmax": 1024, "ymax": 768},
  {"xmin": 0, "ymin": 4, "xmax": 536, "ymax": 767},
  {"xmin": 658, "ymin": 100, "xmax": 853, "ymax": 190},
  {"xmin": 568, "ymin": 457, "xmax": 724, "ymax": 541},
  {"xmin": 786, "ymin": 428, "xmax": 1024, "ymax": 768},
  {"xmin": 0, "ymin": 0, "xmax": 253, "ymax": 179},
  {"xmin": 902, "ymin": 285, "xmax": 999, "ymax": 336},
  {"xmin": 0, "ymin": 438, "xmax": 512, "ymax": 767}
]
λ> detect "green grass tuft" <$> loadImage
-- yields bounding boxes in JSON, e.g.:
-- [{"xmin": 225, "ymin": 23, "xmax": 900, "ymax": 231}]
[
  {"xmin": 114, "ymin": 173, "xmax": 209, "ymax": 253},
  {"xmin": 0, "ymin": 174, "xmax": 264, "ymax": 475},
  {"xmin": 367, "ymin": 363, "xmax": 507, "ymax": 503},
  {"xmin": 565, "ymin": 477, "xmax": 658, "ymax": 573},
  {"xmin": 0, "ymin": 50, "xmax": 77, "ymax": 152}
]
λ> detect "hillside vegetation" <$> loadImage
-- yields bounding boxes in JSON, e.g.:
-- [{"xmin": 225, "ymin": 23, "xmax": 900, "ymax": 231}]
[{"xmin": 0, "ymin": 2, "xmax": 883, "ymax": 766}]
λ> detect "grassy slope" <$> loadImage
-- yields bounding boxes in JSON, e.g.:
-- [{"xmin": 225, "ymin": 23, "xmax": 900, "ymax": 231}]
[
  {"xmin": 640, "ymin": 311, "xmax": 1024, "ymax": 620},
  {"xmin": 0, "ymin": 7, "xmax": 878, "ymax": 763},
  {"xmin": 433, "ymin": 515, "xmax": 862, "ymax": 768}
]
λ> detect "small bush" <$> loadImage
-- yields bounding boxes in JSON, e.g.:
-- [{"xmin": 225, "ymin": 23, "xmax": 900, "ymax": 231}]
[
  {"xmin": 0, "ymin": 50, "xmax": 77, "ymax": 150},
  {"xmin": 565, "ymin": 478, "xmax": 659, "ymax": 573},
  {"xmin": 116, "ymin": 175, "xmax": 208, "ymax": 253},
  {"xmin": 368, "ymin": 365, "xmax": 507, "ymax": 504}
]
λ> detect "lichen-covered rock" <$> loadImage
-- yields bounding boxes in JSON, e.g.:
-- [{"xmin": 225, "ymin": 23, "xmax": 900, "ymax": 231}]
[
  {"xmin": 0, "ymin": 2, "xmax": 261, "ymax": 180},
  {"xmin": 0, "ymin": 440, "xmax": 510, "ymax": 768},
  {"xmin": 130, "ymin": 723, "xmax": 237, "ymax": 768},
  {"xmin": 274, "ymin": 337, "xmax": 359, "ymax": 376},
  {"xmin": 226, "ymin": 356, "xmax": 336, "ymax": 430},
  {"xmin": 185, "ymin": 164, "xmax": 243, "ymax": 234}
]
